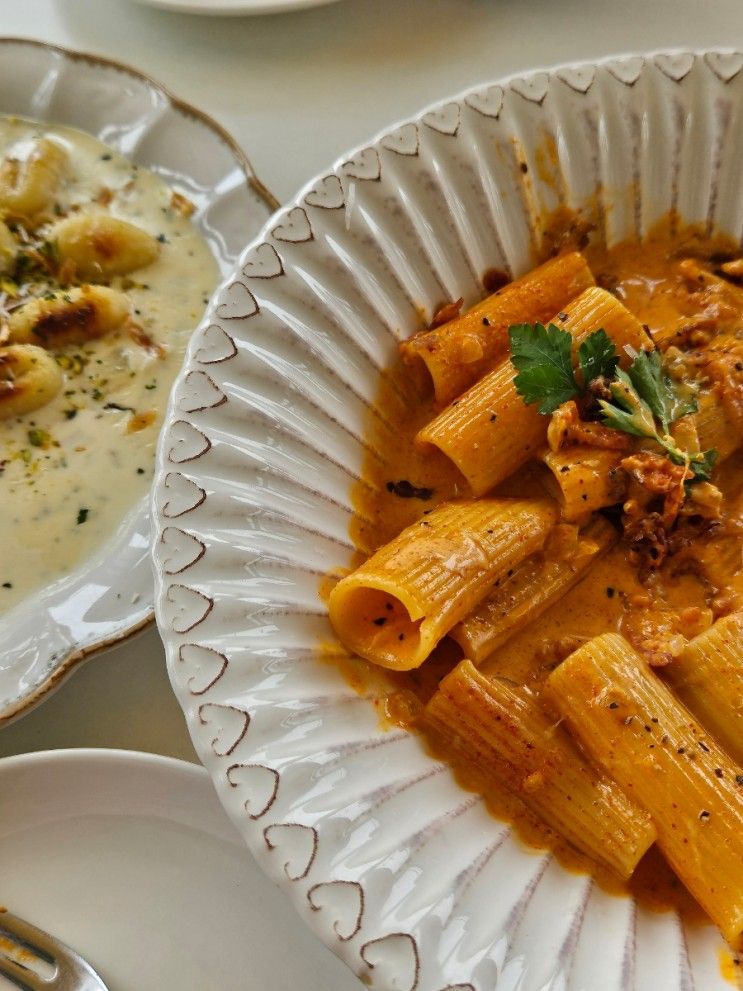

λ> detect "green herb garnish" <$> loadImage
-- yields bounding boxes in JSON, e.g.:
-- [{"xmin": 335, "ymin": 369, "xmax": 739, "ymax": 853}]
[
  {"xmin": 509, "ymin": 323, "xmax": 620, "ymax": 414},
  {"xmin": 508, "ymin": 322, "xmax": 577, "ymax": 414},
  {"xmin": 509, "ymin": 323, "xmax": 716, "ymax": 480}
]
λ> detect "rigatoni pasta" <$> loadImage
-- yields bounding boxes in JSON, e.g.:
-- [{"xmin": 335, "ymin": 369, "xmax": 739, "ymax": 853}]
[
  {"xmin": 329, "ymin": 497, "xmax": 557, "ymax": 670},
  {"xmin": 417, "ymin": 287, "xmax": 652, "ymax": 496},
  {"xmin": 542, "ymin": 447, "xmax": 628, "ymax": 522},
  {"xmin": 332, "ymin": 223, "xmax": 743, "ymax": 946},
  {"xmin": 449, "ymin": 516, "xmax": 617, "ymax": 662},
  {"xmin": 424, "ymin": 659, "xmax": 656, "ymax": 878},
  {"xmin": 662, "ymin": 613, "xmax": 743, "ymax": 765},
  {"xmin": 545, "ymin": 633, "xmax": 743, "ymax": 949},
  {"xmin": 400, "ymin": 252, "xmax": 595, "ymax": 405}
]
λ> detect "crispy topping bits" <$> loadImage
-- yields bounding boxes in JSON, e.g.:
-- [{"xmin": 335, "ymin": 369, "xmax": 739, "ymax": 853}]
[
  {"xmin": 385, "ymin": 479, "xmax": 434, "ymax": 500},
  {"xmin": 429, "ymin": 297, "xmax": 464, "ymax": 330}
]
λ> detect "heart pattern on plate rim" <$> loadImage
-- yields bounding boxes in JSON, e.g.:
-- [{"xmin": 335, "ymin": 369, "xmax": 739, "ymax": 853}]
[
  {"xmin": 194, "ymin": 323, "xmax": 238, "ymax": 364},
  {"xmin": 215, "ymin": 281, "xmax": 259, "ymax": 320},
  {"xmin": 198, "ymin": 703, "xmax": 250, "ymax": 757},
  {"xmin": 177, "ymin": 643, "xmax": 228, "ymax": 696},
  {"xmin": 242, "ymin": 241, "xmax": 285, "ymax": 279},
  {"xmin": 264, "ymin": 823, "xmax": 319, "ymax": 881},
  {"xmin": 271, "ymin": 206, "xmax": 314, "ymax": 243}
]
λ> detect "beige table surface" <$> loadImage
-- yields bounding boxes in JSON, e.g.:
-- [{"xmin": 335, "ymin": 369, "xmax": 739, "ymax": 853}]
[{"xmin": 1, "ymin": 0, "xmax": 743, "ymax": 764}]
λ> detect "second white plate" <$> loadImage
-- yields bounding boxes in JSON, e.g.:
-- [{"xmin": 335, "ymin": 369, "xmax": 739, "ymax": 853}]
[
  {"xmin": 0, "ymin": 749, "xmax": 356, "ymax": 991},
  {"xmin": 127, "ymin": 0, "xmax": 344, "ymax": 16}
]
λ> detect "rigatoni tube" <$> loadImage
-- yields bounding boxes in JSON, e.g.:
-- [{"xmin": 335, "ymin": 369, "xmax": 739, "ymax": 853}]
[
  {"xmin": 423, "ymin": 660, "xmax": 656, "ymax": 878},
  {"xmin": 450, "ymin": 516, "xmax": 617, "ymax": 663},
  {"xmin": 662, "ymin": 613, "xmax": 743, "ymax": 766},
  {"xmin": 328, "ymin": 497, "xmax": 557, "ymax": 670},
  {"xmin": 694, "ymin": 392, "xmax": 741, "ymax": 464},
  {"xmin": 546, "ymin": 633, "xmax": 743, "ymax": 949},
  {"xmin": 400, "ymin": 252, "xmax": 595, "ymax": 406},
  {"xmin": 417, "ymin": 288, "xmax": 652, "ymax": 497},
  {"xmin": 542, "ymin": 447, "xmax": 628, "ymax": 522}
]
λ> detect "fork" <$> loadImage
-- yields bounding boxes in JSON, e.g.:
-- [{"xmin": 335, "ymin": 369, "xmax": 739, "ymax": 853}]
[{"xmin": 0, "ymin": 911, "xmax": 108, "ymax": 990}]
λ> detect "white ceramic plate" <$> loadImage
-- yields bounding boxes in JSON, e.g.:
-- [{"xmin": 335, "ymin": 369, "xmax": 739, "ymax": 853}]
[
  {"xmin": 0, "ymin": 38, "xmax": 277, "ymax": 724},
  {"xmin": 128, "ymin": 0, "xmax": 343, "ymax": 16},
  {"xmin": 152, "ymin": 51, "xmax": 743, "ymax": 991},
  {"xmin": 0, "ymin": 749, "xmax": 356, "ymax": 991}
]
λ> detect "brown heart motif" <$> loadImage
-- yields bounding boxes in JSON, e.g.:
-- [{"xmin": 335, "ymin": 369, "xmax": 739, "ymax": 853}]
[
  {"xmin": 177, "ymin": 643, "xmax": 228, "ymax": 695},
  {"xmin": 464, "ymin": 85, "xmax": 504, "ymax": 119},
  {"xmin": 655, "ymin": 52, "xmax": 695, "ymax": 82},
  {"xmin": 263, "ymin": 823, "xmax": 318, "ymax": 880},
  {"xmin": 308, "ymin": 881, "xmax": 364, "ymax": 941},
  {"xmin": 360, "ymin": 933, "xmax": 420, "ymax": 991},
  {"xmin": 215, "ymin": 281, "xmax": 259, "ymax": 320},
  {"xmin": 341, "ymin": 147, "xmax": 381, "ymax": 181},
  {"xmin": 605, "ymin": 55, "xmax": 645, "ymax": 86},
  {"xmin": 198, "ymin": 703, "xmax": 250, "ymax": 756},
  {"xmin": 161, "ymin": 472, "xmax": 206, "ymax": 519},
  {"xmin": 178, "ymin": 371, "xmax": 227, "ymax": 414},
  {"xmin": 704, "ymin": 51, "xmax": 743, "ymax": 83},
  {"xmin": 167, "ymin": 420, "xmax": 211, "ymax": 464},
  {"xmin": 163, "ymin": 583, "xmax": 213, "ymax": 634},
  {"xmin": 510, "ymin": 72, "xmax": 550, "ymax": 106},
  {"xmin": 271, "ymin": 206, "xmax": 314, "ymax": 243},
  {"xmin": 305, "ymin": 174, "xmax": 345, "ymax": 210},
  {"xmin": 242, "ymin": 241, "xmax": 285, "ymax": 279},
  {"xmin": 557, "ymin": 65, "xmax": 596, "ymax": 94},
  {"xmin": 194, "ymin": 324, "xmax": 237, "ymax": 364},
  {"xmin": 227, "ymin": 763, "xmax": 280, "ymax": 819},
  {"xmin": 422, "ymin": 102, "xmax": 460, "ymax": 137},
  {"xmin": 381, "ymin": 122, "xmax": 419, "ymax": 157},
  {"xmin": 160, "ymin": 527, "xmax": 206, "ymax": 575}
]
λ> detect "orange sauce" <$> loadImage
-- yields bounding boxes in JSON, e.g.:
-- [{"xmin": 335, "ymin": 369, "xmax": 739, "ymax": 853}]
[{"xmin": 326, "ymin": 218, "xmax": 743, "ymax": 941}]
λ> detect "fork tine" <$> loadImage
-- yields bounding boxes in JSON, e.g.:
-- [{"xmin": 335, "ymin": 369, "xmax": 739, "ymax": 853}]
[
  {"xmin": 0, "ymin": 913, "xmax": 55, "ymax": 960},
  {"xmin": 0, "ymin": 953, "xmax": 43, "ymax": 991},
  {"xmin": 0, "ymin": 913, "xmax": 108, "ymax": 991}
]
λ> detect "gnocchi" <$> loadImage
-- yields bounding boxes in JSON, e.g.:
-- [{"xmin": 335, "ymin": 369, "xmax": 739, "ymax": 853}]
[
  {"xmin": 0, "ymin": 116, "xmax": 217, "ymax": 614},
  {"xmin": 8, "ymin": 285, "xmax": 131, "ymax": 348},
  {"xmin": 51, "ymin": 213, "xmax": 159, "ymax": 279},
  {"xmin": 0, "ymin": 138, "xmax": 68, "ymax": 220},
  {"xmin": 0, "ymin": 343, "xmax": 63, "ymax": 419}
]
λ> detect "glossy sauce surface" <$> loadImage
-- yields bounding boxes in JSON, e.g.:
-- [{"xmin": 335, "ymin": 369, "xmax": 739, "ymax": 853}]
[
  {"xmin": 0, "ymin": 118, "xmax": 218, "ymax": 612},
  {"xmin": 343, "ymin": 224, "xmax": 743, "ymax": 918}
]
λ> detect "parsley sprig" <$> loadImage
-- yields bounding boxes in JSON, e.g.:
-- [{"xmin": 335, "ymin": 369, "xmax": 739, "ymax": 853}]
[
  {"xmin": 509, "ymin": 322, "xmax": 617, "ymax": 414},
  {"xmin": 508, "ymin": 323, "xmax": 716, "ymax": 481}
]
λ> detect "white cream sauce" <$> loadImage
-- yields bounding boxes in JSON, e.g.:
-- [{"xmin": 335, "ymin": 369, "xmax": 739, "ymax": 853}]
[{"xmin": 0, "ymin": 117, "xmax": 218, "ymax": 612}]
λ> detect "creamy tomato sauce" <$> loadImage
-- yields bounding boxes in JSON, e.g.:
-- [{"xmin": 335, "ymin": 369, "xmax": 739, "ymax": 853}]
[
  {"xmin": 339, "ymin": 221, "xmax": 743, "ymax": 921},
  {"xmin": 0, "ymin": 117, "xmax": 218, "ymax": 611}
]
